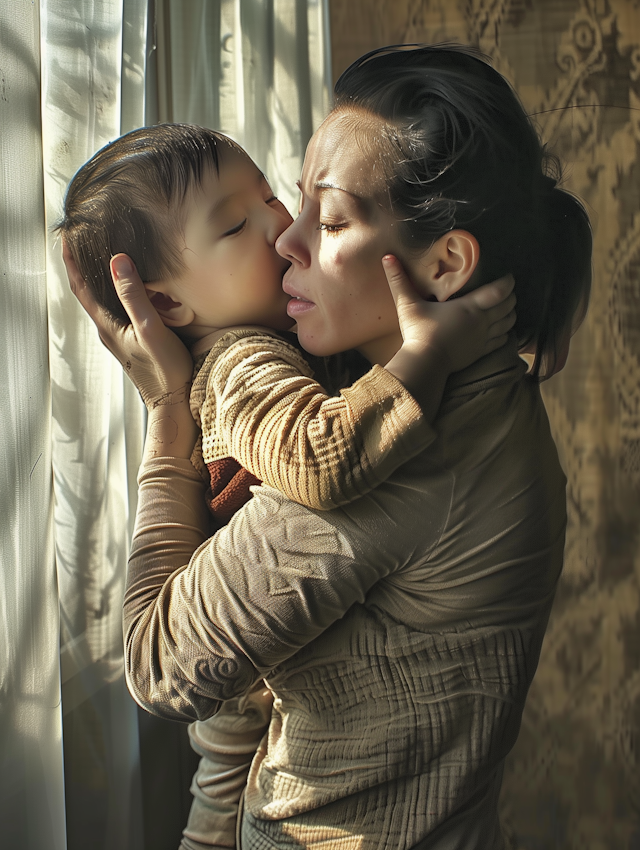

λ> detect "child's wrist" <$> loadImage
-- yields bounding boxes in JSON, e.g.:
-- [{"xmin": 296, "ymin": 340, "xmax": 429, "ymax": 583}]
[
  {"xmin": 385, "ymin": 343, "xmax": 449, "ymax": 423},
  {"xmin": 399, "ymin": 338, "xmax": 453, "ymax": 378}
]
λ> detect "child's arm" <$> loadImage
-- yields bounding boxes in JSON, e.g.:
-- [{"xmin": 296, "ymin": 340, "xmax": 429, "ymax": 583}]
[
  {"xmin": 198, "ymin": 330, "xmax": 427, "ymax": 511},
  {"xmin": 200, "ymin": 268, "xmax": 514, "ymax": 512}
]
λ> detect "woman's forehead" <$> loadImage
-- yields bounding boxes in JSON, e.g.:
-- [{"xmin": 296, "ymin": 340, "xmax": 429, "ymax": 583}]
[{"xmin": 302, "ymin": 110, "xmax": 389, "ymax": 197}]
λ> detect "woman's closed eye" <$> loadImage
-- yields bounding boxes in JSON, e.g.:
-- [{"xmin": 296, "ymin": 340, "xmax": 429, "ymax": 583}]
[{"xmin": 318, "ymin": 221, "xmax": 346, "ymax": 233}]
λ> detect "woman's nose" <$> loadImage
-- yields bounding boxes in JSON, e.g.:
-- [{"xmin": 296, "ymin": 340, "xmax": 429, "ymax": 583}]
[{"xmin": 275, "ymin": 216, "xmax": 310, "ymax": 267}]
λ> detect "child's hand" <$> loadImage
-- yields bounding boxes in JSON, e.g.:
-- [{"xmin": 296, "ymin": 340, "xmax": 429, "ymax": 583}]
[
  {"xmin": 63, "ymin": 245, "xmax": 193, "ymax": 407},
  {"xmin": 382, "ymin": 254, "xmax": 516, "ymax": 421},
  {"xmin": 383, "ymin": 254, "xmax": 516, "ymax": 375}
]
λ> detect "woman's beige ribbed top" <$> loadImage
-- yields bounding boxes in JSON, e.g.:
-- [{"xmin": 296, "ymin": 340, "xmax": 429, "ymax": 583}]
[{"xmin": 125, "ymin": 341, "xmax": 566, "ymax": 850}]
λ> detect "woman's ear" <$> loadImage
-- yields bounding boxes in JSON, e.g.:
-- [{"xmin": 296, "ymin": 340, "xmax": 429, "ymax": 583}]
[
  {"xmin": 144, "ymin": 283, "xmax": 195, "ymax": 328},
  {"xmin": 411, "ymin": 230, "xmax": 480, "ymax": 302}
]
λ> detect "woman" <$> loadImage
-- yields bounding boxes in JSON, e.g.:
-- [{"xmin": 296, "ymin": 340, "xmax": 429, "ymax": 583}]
[{"xmin": 67, "ymin": 45, "xmax": 591, "ymax": 849}]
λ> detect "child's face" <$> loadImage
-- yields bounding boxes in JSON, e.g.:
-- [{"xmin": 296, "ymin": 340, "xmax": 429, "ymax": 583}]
[{"xmin": 154, "ymin": 148, "xmax": 294, "ymax": 341}]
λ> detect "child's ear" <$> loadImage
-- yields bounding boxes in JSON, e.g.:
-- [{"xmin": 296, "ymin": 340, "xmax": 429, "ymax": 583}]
[
  {"xmin": 410, "ymin": 230, "xmax": 480, "ymax": 302},
  {"xmin": 144, "ymin": 284, "xmax": 195, "ymax": 328}
]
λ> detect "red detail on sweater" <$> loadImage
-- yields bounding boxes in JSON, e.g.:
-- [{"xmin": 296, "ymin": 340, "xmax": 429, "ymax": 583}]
[{"xmin": 206, "ymin": 457, "xmax": 261, "ymax": 525}]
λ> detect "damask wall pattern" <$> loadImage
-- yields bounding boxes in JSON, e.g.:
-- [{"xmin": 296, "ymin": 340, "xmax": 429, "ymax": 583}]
[{"xmin": 329, "ymin": 1, "xmax": 640, "ymax": 847}]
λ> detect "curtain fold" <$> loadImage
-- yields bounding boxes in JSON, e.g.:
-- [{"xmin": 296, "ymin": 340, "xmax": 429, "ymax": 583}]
[
  {"xmin": 0, "ymin": 4, "xmax": 65, "ymax": 846},
  {"xmin": 149, "ymin": 0, "xmax": 332, "ymax": 214},
  {"xmin": 40, "ymin": 1, "xmax": 149, "ymax": 847},
  {"xmin": 1, "ymin": 2, "xmax": 331, "ymax": 847}
]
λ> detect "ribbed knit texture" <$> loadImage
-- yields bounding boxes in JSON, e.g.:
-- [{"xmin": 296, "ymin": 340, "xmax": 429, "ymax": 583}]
[{"xmin": 189, "ymin": 328, "xmax": 433, "ymax": 511}]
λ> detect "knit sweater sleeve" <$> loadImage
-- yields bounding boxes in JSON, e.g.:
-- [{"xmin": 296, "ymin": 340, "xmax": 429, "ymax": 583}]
[{"xmin": 192, "ymin": 330, "xmax": 435, "ymax": 511}]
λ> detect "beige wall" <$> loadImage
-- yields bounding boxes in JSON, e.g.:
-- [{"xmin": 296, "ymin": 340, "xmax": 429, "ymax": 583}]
[{"xmin": 328, "ymin": 2, "xmax": 640, "ymax": 847}]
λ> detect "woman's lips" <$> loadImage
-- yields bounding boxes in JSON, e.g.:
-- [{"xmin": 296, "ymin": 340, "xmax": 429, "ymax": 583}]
[
  {"xmin": 283, "ymin": 279, "xmax": 315, "ymax": 318},
  {"xmin": 286, "ymin": 295, "xmax": 315, "ymax": 318}
]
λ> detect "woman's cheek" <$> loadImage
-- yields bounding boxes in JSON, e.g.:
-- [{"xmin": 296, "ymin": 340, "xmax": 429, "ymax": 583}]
[{"xmin": 322, "ymin": 242, "xmax": 347, "ymax": 268}]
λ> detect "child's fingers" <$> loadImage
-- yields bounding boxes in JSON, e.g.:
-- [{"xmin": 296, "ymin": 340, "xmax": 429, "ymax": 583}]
[
  {"xmin": 488, "ymin": 308, "xmax": 517, "ymax": 339},
  {"xmin": 468, "ymin": 274, "xmax": 515, "ymax": 311},
  {"xmin": 481, "ymin": 292, "xmax": 516, "ymax": 329},
  {"xmin": 382, "ymin": 254, "xmax": 418, "ymax": 307},
  {"xmin": 485, "ymin": 333, "xmax": 510, "ymax": 353}
]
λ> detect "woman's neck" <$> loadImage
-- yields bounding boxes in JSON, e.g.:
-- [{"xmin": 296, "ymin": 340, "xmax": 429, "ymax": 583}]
[{"xmin": 357, "ymin": 331, "xmax": 404, "ymax": 366}]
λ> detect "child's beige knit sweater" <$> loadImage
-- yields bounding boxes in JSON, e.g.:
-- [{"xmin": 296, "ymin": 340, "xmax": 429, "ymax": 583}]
[{"xmin": 188, "ymin": 327, "xmax": 433, "ymax": 514}]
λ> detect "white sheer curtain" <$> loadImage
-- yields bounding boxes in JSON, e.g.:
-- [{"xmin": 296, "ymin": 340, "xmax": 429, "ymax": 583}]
[
  {"xmin": 147, "ymin": 0, "xmax": 331, "ymax": 214},
  {"xmin": 0, "ymin": 2, "xmax": 331, "ymax": 848}
]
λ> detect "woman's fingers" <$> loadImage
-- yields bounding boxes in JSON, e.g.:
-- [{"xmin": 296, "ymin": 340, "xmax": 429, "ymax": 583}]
[
  {"xmin": 110, "ymin": 254, "xmax": 162, "ymax": 342},
  {"xmin": 108, "ymin": 254, "xmax": 194, "ymax": 400},
  {"xmin": 62, "ymin": 245, "xmax": 194, "ymax": 406},
  {"xmin": 63, "ymin": 240, "xmax": 108, "ymax": 324}
]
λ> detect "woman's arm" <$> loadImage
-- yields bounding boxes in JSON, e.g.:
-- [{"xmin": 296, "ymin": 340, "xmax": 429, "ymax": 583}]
[
  {"xmin": 64, "ymin": 248, "xmax": 394, "ymax": 722},
  {"xmin": 125, "ymin": 456, "xmax": 394, "ymax": 721}
]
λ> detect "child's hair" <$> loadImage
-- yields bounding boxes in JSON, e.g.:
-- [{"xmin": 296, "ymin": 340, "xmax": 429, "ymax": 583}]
[
  {"xmin": 333, "ymin": 44, "xmax": 593, "ymax": 379},
  {"xmin": 56, "ymin": 124, "xmax": 241, "ymax": 324}
]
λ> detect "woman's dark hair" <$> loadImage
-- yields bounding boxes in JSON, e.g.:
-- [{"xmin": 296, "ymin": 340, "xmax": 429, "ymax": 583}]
[
  {"xmin": 334, "ymin": 44, "xmax": 592, "ymax": 379},
  {"xmin": 56, "ymin": 124, "xmax": 240, "ymax": 324}
]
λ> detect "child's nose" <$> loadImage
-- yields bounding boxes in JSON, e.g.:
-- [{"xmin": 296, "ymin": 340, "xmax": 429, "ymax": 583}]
[
  {"xmin": 275, "ymin": 217, "xmax": 309, "ymax": 267},
  {"xmin": 267, "ymin": 202, "xmax": 293, "ymax": 245}
]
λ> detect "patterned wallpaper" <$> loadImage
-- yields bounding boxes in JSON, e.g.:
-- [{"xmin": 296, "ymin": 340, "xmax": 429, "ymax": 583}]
[{"xmin": 329, "ymin": 1, "xmax": 640, "ymax": 847}]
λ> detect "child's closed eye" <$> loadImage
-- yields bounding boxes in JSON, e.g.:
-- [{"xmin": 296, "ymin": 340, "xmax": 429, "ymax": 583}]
[{"xmin": 222, "ymin": 219, "xmax": 247, "ymax": 237}]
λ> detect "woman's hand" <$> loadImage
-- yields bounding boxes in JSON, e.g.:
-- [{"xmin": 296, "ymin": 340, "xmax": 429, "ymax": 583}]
[
  {"xmin": 382, "ymin": 254, "xmax": 516, "ymax": 375},
  {"xmin": 63, "ymin": 246, "xmax": 194, "ymax": 406},
  {"xmin": 63, "ymin": 246, "xmax": 199, "ymax": 460}
]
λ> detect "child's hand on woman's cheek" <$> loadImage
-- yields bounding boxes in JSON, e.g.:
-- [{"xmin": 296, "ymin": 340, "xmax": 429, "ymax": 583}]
[
  {"xmin": 381, "ymin": 254, "xmax": 516, "ymax": 422},
  {"xmin": 63, "ymin": 244, "xmax": 194, "ymax": 408},
  {"xmin": 383, "ymin": 254, "xmax": 516, "ymax": 375}
]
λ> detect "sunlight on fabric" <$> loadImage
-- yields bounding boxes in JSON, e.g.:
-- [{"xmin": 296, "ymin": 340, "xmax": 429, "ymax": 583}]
[
  {"xmin": 40, "ymin": 1, "xmax": 147, "ymax": 848},
  {"xmin": 150, "ymin": 0, "xmax": 332, "ymax": 215},
  {"xmin": 0, "ymin": 2, "xmax": 65, "ymax": 847},
  {"xmin": 1, "ymin": 1, "xmax": 331, "ymax": 847}
]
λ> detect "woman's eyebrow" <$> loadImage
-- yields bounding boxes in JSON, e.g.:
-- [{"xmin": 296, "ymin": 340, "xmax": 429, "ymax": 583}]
[
  {"xmin": 315, "ymin": 180, "xmax": 362, "ymax": 199},
  {"xmin": 315, "ymin": 181, "xmax": 370, "ymax": 210}
]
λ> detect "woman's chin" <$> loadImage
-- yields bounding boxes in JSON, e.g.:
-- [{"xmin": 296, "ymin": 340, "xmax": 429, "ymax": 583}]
[{"xmin": 294, "ymin": 329, "xmax": 332, "ymax": 357}]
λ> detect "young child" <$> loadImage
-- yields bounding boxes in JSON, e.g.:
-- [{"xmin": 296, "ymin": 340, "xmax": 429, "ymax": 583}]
[{"xmin": 58, "ymin": 123, "xmax": 514, "ymax": 849}]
